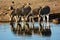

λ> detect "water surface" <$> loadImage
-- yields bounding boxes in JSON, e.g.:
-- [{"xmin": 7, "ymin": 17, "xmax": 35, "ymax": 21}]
[{"xmin": 0, "ymin": 23, "xmax": 60, "ymax": 40}]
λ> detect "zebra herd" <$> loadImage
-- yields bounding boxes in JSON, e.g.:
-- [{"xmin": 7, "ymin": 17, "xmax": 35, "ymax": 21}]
[
  {"xmin": 10, "ymin": 4, "xmax": 50, "ymax": 23},
  {"xmin": 9, "ymin": 1, "xmax": 51, "ymax": 36},
  {"xmin": 9, "ymin": 2, "xmax": 51, "ymax": 33}
]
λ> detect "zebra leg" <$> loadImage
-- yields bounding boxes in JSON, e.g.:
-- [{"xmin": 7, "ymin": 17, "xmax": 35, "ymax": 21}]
[
  {"xmin": 15, "ymin": 15, "xmax": 19, "ymax": 23},
  {"xmin": 46, "ymin": 14, "xmax": 50, "ymax": 29},
  {"xmin": 10, "ymin": 15, "xmax": 14, "ymax": 22},
  {"xmin": 25, "ymin": 17, "xmax": 27, "ymax": 22},
  {"xmin": 32, "ymin": 17, "xmax": 34, "ymax": 29},
  {"xmin": 42, "ymin": 15, "xmax": 46, "ymax": 29},
  {"xmin": 18, "ymin": 16, "xmax": 21, "ymax": 22}
]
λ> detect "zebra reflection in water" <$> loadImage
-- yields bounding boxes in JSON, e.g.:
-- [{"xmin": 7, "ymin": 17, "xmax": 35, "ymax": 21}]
[{"xmin": 10, "ymin": 22, "xmax": 51, "ymax": 36}]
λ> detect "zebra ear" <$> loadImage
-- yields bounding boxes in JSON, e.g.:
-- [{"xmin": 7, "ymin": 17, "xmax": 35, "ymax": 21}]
[
  {"xmin": 27, "ymin": 3, "xmax": 31, "ymax": 5},
  {"xmin": 9, "ymin": 6, "xmax": 14, "ymax": 10},
  {"xmin": 12, "ymin": 1, "xmax": 14, "ymax": 4},
  {"xmin": 22, "ymin": 4, "xmax": 26, "ymax": 7}
]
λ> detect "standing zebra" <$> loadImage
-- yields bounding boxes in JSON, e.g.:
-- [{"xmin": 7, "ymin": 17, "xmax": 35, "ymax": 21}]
[
  {"xmin": 40, "ymin": 6, "xmax": 50, "ymax": 29},
  {"xmin": 10, "ymin": 5, "xmax": 25, "ymax": 22}
]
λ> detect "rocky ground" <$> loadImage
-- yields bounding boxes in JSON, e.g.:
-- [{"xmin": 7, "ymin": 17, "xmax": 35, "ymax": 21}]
[{"xmin": 0, "ymin": 0, "xmax": 60, "ymax": 22}]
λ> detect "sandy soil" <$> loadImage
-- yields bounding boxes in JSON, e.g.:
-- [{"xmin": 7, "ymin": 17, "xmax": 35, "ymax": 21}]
[{"xmin": 0, "ymin": 0, "xmax": 60, "ymax": 21}]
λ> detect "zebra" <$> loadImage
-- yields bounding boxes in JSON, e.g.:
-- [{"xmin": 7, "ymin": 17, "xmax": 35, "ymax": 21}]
[
  {"xmin": 40, "ymin": 6, "xmax": 50, "ymax": 29},
  {"xmin": 10, "ymin": 5, "xmax": 25, "ymax": 22},
  {"xmin": 10, "ymin": 4, "xmax": 31, "ymax": 22}
]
